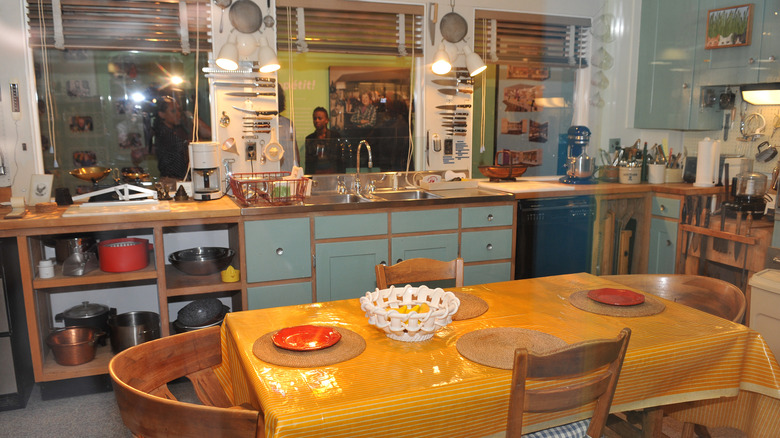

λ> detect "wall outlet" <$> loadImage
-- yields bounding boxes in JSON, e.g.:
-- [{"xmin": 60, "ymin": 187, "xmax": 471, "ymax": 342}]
[
  {"xmin": 609, "ymin": 138, "xmax": 621, "ymax": 152},
  {"xmin": 246, "ymin": 142, "xmax": 257, "ymax": 160}
]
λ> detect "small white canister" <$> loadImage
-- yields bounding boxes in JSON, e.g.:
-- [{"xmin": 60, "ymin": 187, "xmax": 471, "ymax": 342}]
[
  {"xmin": 38, "ymin": 259, "xmax": 55, "ymax": 279},
  {"xmin": 619, "ymin": 166, "xmax": 642, "ymax": 184},
  {"xmin": 648, "ymin": 164, "xmax": 666, "ymax": 184}
]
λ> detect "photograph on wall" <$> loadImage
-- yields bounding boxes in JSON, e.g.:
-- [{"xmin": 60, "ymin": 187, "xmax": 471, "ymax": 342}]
[
  {"xmin": 705, "ymin": 4, "xmax": 752, "ymax": 49},
  {"xmin": 506, "ymin": 66, "xmax": 550, "ymax": 81},
  {"xmin": 66, "ymin": 79, "xmax": 92, "ymax": 97},
  {"xmin": 529, "ymin": 120, "xmax": 549, "ymax": 143},
  {"xmin": 69, "ymin": 115, "xmax": 94, "ymax": 132},
  {"xmin": 500, "ymin": 118, "xmax": 528, "ymax": 135},
  {"xmin": 502, "ymin": 83, "xmax": 543, "ymax": 113}
]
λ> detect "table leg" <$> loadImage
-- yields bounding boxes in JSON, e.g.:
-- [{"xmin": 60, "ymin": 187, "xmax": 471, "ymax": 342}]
[{"xmin": 640, "ymin": 406, "xmax": 664, "ymax": 438}]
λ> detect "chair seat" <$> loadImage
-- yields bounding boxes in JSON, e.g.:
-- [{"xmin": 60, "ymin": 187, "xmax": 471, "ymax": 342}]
[{"xmin": 522, "ymin": 419, "xmax": 591, "ymax": 438}]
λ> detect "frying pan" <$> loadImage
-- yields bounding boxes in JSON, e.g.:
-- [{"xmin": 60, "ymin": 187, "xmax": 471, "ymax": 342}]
[{"xmin": 440, "ymin": 12, "xmax": 467, "ymax": 43}]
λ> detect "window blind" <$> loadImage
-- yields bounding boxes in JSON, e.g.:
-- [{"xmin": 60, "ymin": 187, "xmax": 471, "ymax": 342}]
[
  {"xmin": 276, "ymin": 0, "xmax": 423, "ymax": 56},
  {"xmin": 474, "ymin": 11, "xmax": 590, "ymax": 68},
  {"xmin": 26, "ymin": 0, "xmax": 212, "ymax": 53}
]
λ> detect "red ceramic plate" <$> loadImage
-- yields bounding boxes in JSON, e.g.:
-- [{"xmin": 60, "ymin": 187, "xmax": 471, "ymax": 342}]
[
  {"xmin": 587, "ymin": 288, "xmax": 645, "ymax": 306},
  {"xmin": 272, "ymin": 325, "xmax": 342, "ymax": 351}
]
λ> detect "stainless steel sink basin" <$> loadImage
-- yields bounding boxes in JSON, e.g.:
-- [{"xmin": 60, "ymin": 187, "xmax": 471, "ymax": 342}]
[
  {"xmin": 372, "ymin": 190, "xmax": 442, "ymax": 201},
  {"xmin": 305, "ymin": 193, "xmax": 375, "ymax": 204}
]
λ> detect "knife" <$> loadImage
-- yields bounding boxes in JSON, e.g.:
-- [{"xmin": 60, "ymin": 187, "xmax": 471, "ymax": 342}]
[
  {"xmin": 232, "ymin": 105, "xmax": 278, "ymax": 116},
  {"xmin": 226, "ymin": 92, "xmax": 276, "ymax": 97},
  {"xmin": 698, "ymin": 209, "xmax": 711, "ymax": 275},
  {"xmin": 438, "ymin": 88, "xmax": 473, "ymax": 95},
  {"xmin": 692, "ymin": 196, "xmax": 701, "ymax": 252},
  {"xmin": 428, "ymin": 3, "xmax": 437, "ymax": 46},
  {"xmin": 213, "ymin": 82, "xmax": 276, "ymax": 88},
  {"xmin": 437, "ymin": 104, "xmax": 471, "ymax": 110},
  {"xmin": 432, "ymin": 79, "xmax": 473, "ymax": 87},
  {"xmin": 734, "ymin": 212, "xmax": 743, "ymax": 261},
  {"xmin": 442, "ymin": 122, "xmax": 467, "ymax": 127}
]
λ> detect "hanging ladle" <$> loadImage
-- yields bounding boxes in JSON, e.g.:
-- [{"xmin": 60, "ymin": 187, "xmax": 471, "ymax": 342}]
[{"xmin": 214, "ymin": 0, "xmax": 232, "ymax": 33}]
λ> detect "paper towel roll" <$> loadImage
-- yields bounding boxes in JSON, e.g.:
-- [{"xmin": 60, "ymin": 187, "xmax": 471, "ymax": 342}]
[{"xmin": 694, "ymin": 138, "xmax": 721, "ymax": 187}]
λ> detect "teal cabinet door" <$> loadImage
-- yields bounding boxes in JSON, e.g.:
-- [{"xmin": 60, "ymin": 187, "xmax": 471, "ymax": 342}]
[
  {"xmin": 464, "ymin": 262, "xmax": 512, "ymax": 286},
  {"xmin": 245, "ymin": 218, "xmax": 311, "ymax": 283},
  {"xmin": 248, "ymin": 282, "xmax": 313, "ymax": 309},
  {"xmin": 648, "ymin": 217, "xmax": 678, "ymax": 274},
  {"xmin": 696, "ymin": 0, "xmax": 765, "ymax": 85},
  {"xmin": 315, "ymin": 239, "xmax": 389, "ymax": 302},
  {"xmin": 759, "ymin": 3, "xmax": 780, "ymax": 82},
  {"xmin": 635, "ymin": 0, "xmax": 698, "ymax": 129},
  {"xmin": 391, "ymin": 233, "xmax": 458, "ymax": 264}
]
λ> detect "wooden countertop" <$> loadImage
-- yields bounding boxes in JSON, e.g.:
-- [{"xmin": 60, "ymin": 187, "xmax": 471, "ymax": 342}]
[{"xmin": 0, "ymin": 181, "xmax": 735, "ymax": 234}]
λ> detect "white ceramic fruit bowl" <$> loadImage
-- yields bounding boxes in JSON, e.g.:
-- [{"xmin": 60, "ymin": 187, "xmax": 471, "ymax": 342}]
[{"xmin": 359, "ymin": 285, "xmax": 460, "ymax": 342}]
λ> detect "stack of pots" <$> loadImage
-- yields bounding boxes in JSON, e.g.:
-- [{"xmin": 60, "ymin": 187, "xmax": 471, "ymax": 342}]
[{"xmin": 55, "ymin": 301, "xmax": 114, "ymax": 340}]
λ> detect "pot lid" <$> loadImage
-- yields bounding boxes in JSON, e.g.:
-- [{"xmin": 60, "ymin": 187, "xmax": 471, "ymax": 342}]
[{"xmin": 63, "ymin": 301, "xmax": 109, "ymax": 319}]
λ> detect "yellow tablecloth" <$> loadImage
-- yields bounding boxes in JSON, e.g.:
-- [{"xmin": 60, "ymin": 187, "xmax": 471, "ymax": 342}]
[{"xmin": 215, "ymin": 273, "xmax": 780, "ymax": 438}]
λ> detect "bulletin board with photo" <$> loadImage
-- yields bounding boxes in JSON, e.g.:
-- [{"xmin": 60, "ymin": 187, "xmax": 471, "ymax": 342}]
[{"xmin": 494, "ymin": 64, "xmax": 577, "ymax": 176}]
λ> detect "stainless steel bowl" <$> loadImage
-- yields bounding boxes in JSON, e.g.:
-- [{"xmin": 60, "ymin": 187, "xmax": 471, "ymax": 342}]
[{"xmin": 168, "ymin": 247, "xmax": 235, "ymax": 276}]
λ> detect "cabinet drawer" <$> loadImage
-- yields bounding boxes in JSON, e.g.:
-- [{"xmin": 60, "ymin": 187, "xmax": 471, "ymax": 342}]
[
  {"xmin": 461, "ymin": 229, "xmax": 513, "ymax": 262},
  {"xmin": 651, "ymin": 196, "xmax": 681, "ymax": 219},
  {"xmin": 315, "ymin": 213, "xmax": 387, "ymax": 239},
  {"xmin": 391, "ymin": 233, "xmax": 458, "ymax": 264},
  {"xmin": 391, "ymin": 208, "xmax": 458, "ymax": 233},
  {"xmin": 462, "ymin": 205, "xmax": 513, "ymax": 228},
  {"xmin": 464, "ymin": 262, "xmax": 512, "ymax": 286},
  {"xmin": 248, "ymin": 282, "xmax": 313, "ymax": 309},
  {"xmin": 245, "ymin": 218, "xmax": 311, "ymax": 283}
]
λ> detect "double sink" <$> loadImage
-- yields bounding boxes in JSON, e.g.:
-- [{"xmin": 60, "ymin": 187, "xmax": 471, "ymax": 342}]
[{"xmin": 305, "ymin": 189, "xmax": 442, "ymax": 205}]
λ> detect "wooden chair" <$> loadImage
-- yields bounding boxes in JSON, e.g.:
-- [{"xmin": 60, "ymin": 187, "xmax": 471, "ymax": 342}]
[
  {"xmin": 109, "ymin": 325, "xmax": 264, "ymax": 438},
  {"xmin": 507, "ymin": 327, "xmax": 631, "ymax": 438},
  {"xmin": 604, "ymin": 274, "xmax": 746, "ymax": 323},
  {"xmin": 604, "ymin": 274, "xmax": 746, "ymax": 438},
  {"xmin": 375, "ymin": 257, "xmax": 464, "ymax": 289}
]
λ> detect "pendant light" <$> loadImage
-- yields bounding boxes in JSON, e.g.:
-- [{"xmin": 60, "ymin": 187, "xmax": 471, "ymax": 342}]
[
  {"xmin": 462, "ymin": 44, "xmax": 486, "ymax": 77},
  {"xmin": 432, "ymin": 42, "xmax": 452, "ymax": 75},
  {"xmin": 216, "ymin": 30, "xmax": 239, "ymax": 70},
  {"xmin": 258, "ymin": 34, "xmax": 280, "ymax": 73}
]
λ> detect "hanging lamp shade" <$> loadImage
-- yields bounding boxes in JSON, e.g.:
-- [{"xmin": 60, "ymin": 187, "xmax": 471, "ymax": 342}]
[
  {"xmin": 258, "ymin": 37, "xmax": 280, "ymax": 73},
  {"xmin": 216, "ymin": 31, "xmax": 239, "ymax": 70},
  {"xmin": 432, "ymin": 42, "xmax": 452, "ymax": 75},
  {"xmin": 463, "ymin": 44, "xmax": 486, "ymax": 76}
]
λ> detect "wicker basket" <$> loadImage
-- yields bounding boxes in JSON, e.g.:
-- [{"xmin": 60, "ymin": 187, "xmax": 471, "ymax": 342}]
[
  {"xmin": 229, "ymin": 172, "xmax": 309, "ymax": 206},
  {"xmin": 360, "ymin": 285, "xmax": 460, "ymax": 342}
]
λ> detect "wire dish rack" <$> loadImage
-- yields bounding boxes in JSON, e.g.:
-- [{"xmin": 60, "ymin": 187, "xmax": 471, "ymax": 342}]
[{"xmin": 229, "ymin": 172, "xmax": 310, "ymax": 206}]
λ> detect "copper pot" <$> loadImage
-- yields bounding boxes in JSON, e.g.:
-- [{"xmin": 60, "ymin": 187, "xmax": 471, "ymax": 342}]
[{"xmin": 46, "ymin": 327, "xmax": 102, "ymax": 366}]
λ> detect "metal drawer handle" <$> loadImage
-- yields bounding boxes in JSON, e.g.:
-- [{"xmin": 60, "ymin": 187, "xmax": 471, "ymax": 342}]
[
  {"xmin": 487, "ymin": 214, "xmax": 494, "ymax": 221},
  {"xmin": 380, "ymin": 260, "xmax": 387, "ymax": 265},
  {"xmin": 659, "ymin": 205, "xmax": 666, "ymax": 212},
  {"xmin": 396, "ymin": 258, "xmax": 403, "ymax": 263},
  {"xmin": 666, "ymin": 240, "xmax": 672, "ymax": 247},
  {"xmin": 276, "ymin": 247, "xmax": 284, "ymax": 255},
  {"xmin": 486, "ymin": 243, "xmax": 493, "ymax": 250}
]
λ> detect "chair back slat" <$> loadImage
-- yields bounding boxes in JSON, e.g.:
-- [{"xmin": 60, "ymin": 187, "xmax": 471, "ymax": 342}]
[
  {"xmin": 109, "ymin": 326, "xmax": 263, "ymax": 438},
  {"xmin": 506, "ymin": 327, "xmax": 631, "ymax": 438},
  {"xmin": 375, "ymin": 258, "xmax": 464, "ymax": 289}
]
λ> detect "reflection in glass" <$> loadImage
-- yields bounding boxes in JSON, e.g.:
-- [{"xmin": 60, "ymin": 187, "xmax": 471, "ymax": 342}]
[{"xmin": 35, "ymin": 49, "xmax": 210, "ymax": 194}]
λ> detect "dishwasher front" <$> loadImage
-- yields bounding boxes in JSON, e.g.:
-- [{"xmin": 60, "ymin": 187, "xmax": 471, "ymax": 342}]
[{"xmin": 515, "ymin": 196, "xmax": 596, "ymax": 279}]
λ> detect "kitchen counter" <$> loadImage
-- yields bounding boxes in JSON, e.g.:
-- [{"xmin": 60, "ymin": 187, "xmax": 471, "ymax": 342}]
[{"xmin": 0, "ymin": 181, "xmax": 728, "ymax": 230}]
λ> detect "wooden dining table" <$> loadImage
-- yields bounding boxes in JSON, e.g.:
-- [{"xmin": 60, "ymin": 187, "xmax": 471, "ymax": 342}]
[{"xmin": 214, "ymin": 273, "xmax": 780, "ymax": 438}]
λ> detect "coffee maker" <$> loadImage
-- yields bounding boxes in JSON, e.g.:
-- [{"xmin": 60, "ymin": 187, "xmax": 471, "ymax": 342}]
[
  {"xmin": 189, "ymin": 142, "xmax": 224, "ymax": 201},
  {"xmin": 560, "ymin": 125, "xmax": 596, "ymax": 184}
]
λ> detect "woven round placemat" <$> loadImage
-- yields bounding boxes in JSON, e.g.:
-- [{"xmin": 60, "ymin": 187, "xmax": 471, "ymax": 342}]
[
  {"xmin": 569, "ymin": 290, "xmax": 665, "ymax": 317},
  {"xmin": 456, "ymin": 327, "xmax": 567, "ymax": 370},
  {"xmin": 452, "ymin": 292, "xmax": 489, "ymax": 321},
  {"xmin": 253, "ymin": 327, "xmax": 366, "ymax": 368}
]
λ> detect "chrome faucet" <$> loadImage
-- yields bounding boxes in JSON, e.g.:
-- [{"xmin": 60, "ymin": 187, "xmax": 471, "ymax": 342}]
[{"xmin": 354, "ymin": 140, "xmax": 373, "ymax": 194}]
